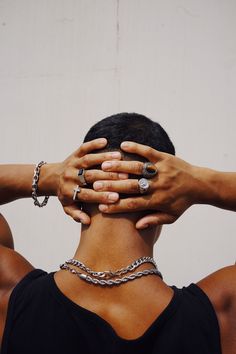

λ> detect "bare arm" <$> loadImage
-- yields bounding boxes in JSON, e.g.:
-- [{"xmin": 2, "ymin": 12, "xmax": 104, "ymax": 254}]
[
  {"xmin": 92, "ymin": 141, "xmax": 236, "ymax": 228},
  {"xmin": 0, "ymin": 214, "xmax": 14, "ymax": 249},
  {"xmin": 193, "ymin": 168, "xmax": 236, "ymax": 212},
  {"xmin": 0, "ymin": 164, "xmax": 58, "ymax": 205}
]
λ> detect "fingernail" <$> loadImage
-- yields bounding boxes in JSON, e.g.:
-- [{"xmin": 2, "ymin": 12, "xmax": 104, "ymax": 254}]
[
  {"xmin": 121, "ymin": 142, "xmax": 131, "ymax": 148},
  {"xmin": 118, "ymin": 173, "xmax": 128, "ymax": 179},
  {"xmin": 110, "ymin": 152, "xmax": 121, "ymax": 158},
  {"xmin": 140, "ymin": 224, "xmax": 149, "ymax": 229},
  {"xmin": 94, "ymin": 181, "xmax": 103, "ymax": 190},
  {"xmin": 108, "ymin": 193, "xmax": 118, "ymax": 201},
  {"xmin": 102, "ymin": 162, "xmax": 112, "ymax": 170},
  {"xmin": 98, "ymin": 138, "xmax": 107, "ymax": 145},
  {"xmin": 99, "ymin": 204, "xmax": 108, "ymax": 212}
]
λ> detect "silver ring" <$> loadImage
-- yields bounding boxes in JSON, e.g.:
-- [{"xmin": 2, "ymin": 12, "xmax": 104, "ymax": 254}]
[
  {"xmin": 138, "ymin": 178, "xmax": 150, "ymax": 194},
  {"xmin": 73, "ymin": 185, "xmax": 81, "ymax": 201},
  {"xmin": 142, "ymin": 162, "xmax": 158, "ymax": 179},
  {"xmin": 78, "ymin": 168, "xmax": 87, "ymax": 186}
]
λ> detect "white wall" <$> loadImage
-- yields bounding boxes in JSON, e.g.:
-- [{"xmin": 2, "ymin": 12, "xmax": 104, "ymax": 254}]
[{"xmin": 0, "ymin": 0, "xmax": 235, "ymax": 287}]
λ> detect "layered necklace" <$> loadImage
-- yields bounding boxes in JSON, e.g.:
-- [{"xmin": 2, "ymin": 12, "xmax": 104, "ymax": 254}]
[{"xmin": 60, "ymin": 256, "xmax": 163, "ymax": 287}]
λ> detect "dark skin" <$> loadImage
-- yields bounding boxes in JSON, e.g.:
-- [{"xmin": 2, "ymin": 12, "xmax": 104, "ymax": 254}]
[
  {"xmin": 0, "ymin": 214, "xmax": 14, "ymax": 250},
  {"xmin": 0, "ymin": 141, "xmax": 235, "ymax": 353}
]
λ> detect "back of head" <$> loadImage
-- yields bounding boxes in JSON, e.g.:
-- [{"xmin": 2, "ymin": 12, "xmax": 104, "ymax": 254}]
[
  {"xmin": 83, "ymin": 113, "xmax": 175, "ymax": 218},
  {"xmin": 84, "ymin": 112, "xmax": 175, "ymax": 157}
]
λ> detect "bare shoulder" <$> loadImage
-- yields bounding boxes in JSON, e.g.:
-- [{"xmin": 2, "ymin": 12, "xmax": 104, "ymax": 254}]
[
  {"xmin": 196, "ymin": 265, "xmax": 236, "ymax": 312},
  {"xmin": 0, "ymin": 245, "xmax": 34, "ymax": 344},
  {"xmin": 0, "ymin": 245, "xmax": 34, "ymax": 290},
  {"xmin": 197, "ymin": 265, "xmax": 236, "ymax": 354},
  {"xmin": 0, "ymin": 214, "xmax": 14, "ymax": 249}
]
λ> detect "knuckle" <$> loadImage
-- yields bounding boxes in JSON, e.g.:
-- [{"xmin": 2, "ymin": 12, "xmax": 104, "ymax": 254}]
[
  {"xmin": 84, "ymin": 170, "xmax": 92, "ymax": 181},
  {"xmin": 81, "ymin": 190, "xmax": 89, "ymax": 200},
  {"xmin": 109, "ymin": 172, "xmax": 116, "ymax": 180},
  {"xmin": 58, "ymin": 186, "xmax": 66, "ymax": 201},
  {"xmin": 111, "ymin": 160, "xmax": 120, "ymax": 169},
  {"xmin": 78, "ymin": 143, "xmax": 86, "ymax": 155},
  {"xmin": 63, "ymin": 168, "xmax": 71, "ymax": 181},
  {"xmin": 81, "ymin": 156, "xmax": 89, "ymax": 168},
  {"xmin": 146, "ymin": 146, "xmax": 153, "ymax": 154},
  {"xmin": 144, "ymin": 146, "xmax": 153, "ymax": 157},
  {"xmin": 138, "ymin": 162, "xmax": 144, "ymax": 174},
  {"xmin": 130, "ymin": 181, "xmax": 139, "ymax": 192},
  {"xmin": 106, "ymin": 182, "xmax": 113, "ymax": 190},
  {"xmin": 127, "ymin": 199, "xmax": 137, "ymax": 210},
  {"xmin": 60, "ymin": 184, "xmax": 70, "ymax": 198}
]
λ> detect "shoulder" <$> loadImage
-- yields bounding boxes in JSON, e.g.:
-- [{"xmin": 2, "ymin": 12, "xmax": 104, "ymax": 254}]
[
  {"xmin": 0, "ymin": 245, "xmax": 34, "ymax": 291},
  {"xmin": 0, "ymin": 245, "xmax": 34, "ymax": 344},
  {"xmin": 0, "ymin": 214, "xmax": 14, "ymax": 249},
  {"xmin": 197, "ymin": 265, "xmax": 236, "ymax": 352},
  {"xmin": 197, "ymin": 265, "xmax": 236, "ymax": 313}
]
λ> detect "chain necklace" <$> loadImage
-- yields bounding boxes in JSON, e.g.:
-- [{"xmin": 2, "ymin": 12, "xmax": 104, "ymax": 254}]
[
  {"xmin": 63, "ymin": 256, "xmax": 159, "ymax": 279},
  {"xmin": 59, "ymin": 256, "xmax": 163, "ymax": 287}
]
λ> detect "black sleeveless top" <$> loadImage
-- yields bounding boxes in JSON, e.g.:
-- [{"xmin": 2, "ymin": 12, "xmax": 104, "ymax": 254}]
[{"xmin": 0, "ymin": 269, "xmax": 222, "ymax": 354}]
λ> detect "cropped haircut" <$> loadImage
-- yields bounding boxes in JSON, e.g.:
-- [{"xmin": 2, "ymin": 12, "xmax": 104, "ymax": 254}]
[
  {"xmin": 82, "ymin": 113, "xmax": 175, "ymax": 204},
  {"xmin": 83, "ymin": 113, "xmax": 175, "ymax": 159}
]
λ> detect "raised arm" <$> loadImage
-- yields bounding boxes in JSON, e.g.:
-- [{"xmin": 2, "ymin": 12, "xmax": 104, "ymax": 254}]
[
  {"xmin": 0, "ymin": 138, "xmax": 126, "ymax": 225},
  {"xmin": 92, "ymin": 141, "xmax": 236, "ymax": 228}
]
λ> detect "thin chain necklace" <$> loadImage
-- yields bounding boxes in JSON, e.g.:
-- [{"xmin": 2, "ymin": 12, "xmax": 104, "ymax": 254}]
[{"xmin": 60, "ymin": 256, "xmax": 163, "ymax": 287}]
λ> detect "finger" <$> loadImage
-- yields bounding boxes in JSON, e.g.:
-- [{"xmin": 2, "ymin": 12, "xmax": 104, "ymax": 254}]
[
  {"xmin": 101, "ymin": 160, "xmax": 144, "ymax": 175},
  {"xmin": 62, "ymin": 165, "xmax": 127, "ymax": 188},
  {"xmin": 85, "ymin": 170, "xmax": 128, "ymax": 183},
  {"xmin": 136, "ymin": 213, "xmax": 177, "ymax": 229},
  {"xmin": 120, "ymin": 141, "xmax": 166, "ymax": 163},
  {"xmin": 75, "ymin": 138, "xmax": 108, "ymax": 157},
  {"xmin": 63, "ymin": 205, "xmax": 91, "ymax": 224},
  {"xmin": 75, "ymin": 188, "xmax": 120, "ymax": 204},
  {"xmin": 98, "ymin": 196, "xmax": 150, "ymax": 213},
  {"xmin": 78, "ymin": 151, "xmax": 122, "ymax": 169},
  {"xmin": 94, "ymin": 179, "xmax": 152, "ymax": 194}
]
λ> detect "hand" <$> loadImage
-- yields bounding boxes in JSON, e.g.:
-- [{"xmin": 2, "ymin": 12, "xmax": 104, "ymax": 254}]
[
  {"xmin": 93, "ymin": 141, "xmax": 199, "ymax": 229},
  {"xmin": 55, "ymin": 138, "xmax": 127, "ymax": 224}
]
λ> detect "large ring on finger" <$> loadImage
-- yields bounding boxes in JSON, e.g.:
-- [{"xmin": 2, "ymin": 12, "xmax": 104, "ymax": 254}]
[
  {"xmin": 73, "ymin": 185, "xmax": 82, "ymax": 201},
  {"xmin": 78, "ymin": 168, "xmax": 87, "ymax": 186},
  {"xmin": 138, "ymin": 178, "xmax": 150, "ymax": 194},
  {"xmin": 142, "ymin": 162, "xmax": 158, "ymax": 179}
]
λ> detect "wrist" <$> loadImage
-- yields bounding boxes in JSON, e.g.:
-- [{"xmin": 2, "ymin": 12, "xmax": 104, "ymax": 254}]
[
  {"xmin": 37, "ymin": 163, "xmax": 61, "ymax": 197},
  {"xmin": 191, "ymin": 165, "xmax": 219, "ymax": 205}
]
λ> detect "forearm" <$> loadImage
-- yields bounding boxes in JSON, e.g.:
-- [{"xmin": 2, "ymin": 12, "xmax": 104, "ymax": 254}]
[
  {"xmin": 193, "ymin": 167, "xmax": 236, "ymax": 211},
  {"xmin": 0, "ymin": 163, "xmax": 60, "ymax": 205}
]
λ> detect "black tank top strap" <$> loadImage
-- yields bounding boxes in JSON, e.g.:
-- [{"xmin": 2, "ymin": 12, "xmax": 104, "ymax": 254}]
[{"xmin": 184, "ymin": 283, "xmax": 222, "ymax": 353}]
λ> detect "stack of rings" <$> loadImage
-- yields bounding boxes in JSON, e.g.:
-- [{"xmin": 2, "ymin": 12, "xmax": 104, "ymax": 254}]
[
  {"xmin": 73, "ymin": 168, "xmax": 87, "ymax": 201},
  {"xmin": 138, "ymin": 162, "xmax": 158, "ymax": 194},
  {"xmin": 72, "ymin": 162, "xmax": 158, "ymax": 201}
]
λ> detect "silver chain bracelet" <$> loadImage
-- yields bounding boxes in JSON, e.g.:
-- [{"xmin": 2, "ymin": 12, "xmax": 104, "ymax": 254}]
[{"xmin": 32, "ymin": 161, "xmax": 49, "ymax": 207}]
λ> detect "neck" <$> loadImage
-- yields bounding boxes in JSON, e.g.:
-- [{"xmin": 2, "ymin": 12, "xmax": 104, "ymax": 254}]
[{"xmin": 74, "ymin": 210, "xmax": 158, "ymax": 271}]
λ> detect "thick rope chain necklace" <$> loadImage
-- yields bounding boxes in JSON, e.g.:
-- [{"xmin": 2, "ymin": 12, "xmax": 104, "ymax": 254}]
[{"xmin": 60, "ymin": 256, "xmax": 163, "ymax": 287}]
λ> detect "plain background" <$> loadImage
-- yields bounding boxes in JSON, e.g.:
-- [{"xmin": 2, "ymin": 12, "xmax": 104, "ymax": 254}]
[{"xmin": 0, "ymin": 0, "xmax": 235, "ymax": 287}]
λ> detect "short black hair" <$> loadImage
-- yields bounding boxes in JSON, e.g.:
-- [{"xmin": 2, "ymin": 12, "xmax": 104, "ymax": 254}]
[{"xmin": 84, "ymin": 112, "xmax": 175, "ymax": 156}]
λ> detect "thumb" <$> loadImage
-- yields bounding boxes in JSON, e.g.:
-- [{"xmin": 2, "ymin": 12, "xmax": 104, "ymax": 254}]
[{"xmin": 136, "ymin": 212, "xmax": 177, "ymax": 229}]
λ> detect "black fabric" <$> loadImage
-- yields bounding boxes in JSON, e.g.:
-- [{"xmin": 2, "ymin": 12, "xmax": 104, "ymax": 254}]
[{"xmin": 1, "ymin": 269, "xmax": 222, "ymax": 354}]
